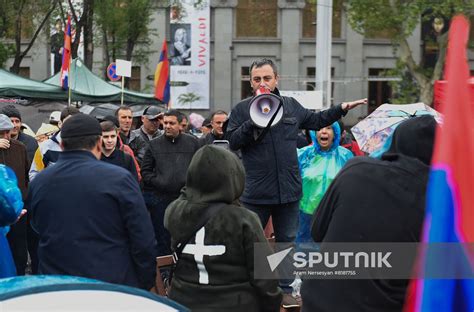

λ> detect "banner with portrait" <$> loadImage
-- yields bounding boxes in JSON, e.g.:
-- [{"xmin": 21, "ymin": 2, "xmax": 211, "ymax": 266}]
[{"xmin": 169, "ymin": 1, "xmax": 210, "ymax": 109}]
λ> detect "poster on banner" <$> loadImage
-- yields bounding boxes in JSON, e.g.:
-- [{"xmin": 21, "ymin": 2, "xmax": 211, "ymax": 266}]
[{"xmin": 169, "ymin": 1, "xmax": 210, "ymax": 109}]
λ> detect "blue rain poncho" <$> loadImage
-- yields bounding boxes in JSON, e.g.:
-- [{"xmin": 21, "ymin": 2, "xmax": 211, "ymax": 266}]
[
  {"xmin": 297, "ymin": 122, "xmax": 353, "ymax": 215},
  {"xmin": 0, "ymin": 164, "xmax": 24, "ymax": 278}
]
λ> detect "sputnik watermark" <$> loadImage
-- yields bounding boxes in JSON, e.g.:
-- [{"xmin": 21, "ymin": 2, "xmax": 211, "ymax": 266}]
[
  {"xmin": 293, "ymin": 251, "xmax": 392, "ymax": 268},
  {"xmin": 255, "ymin": 243, "xmax": 474, "ymax": 279}
]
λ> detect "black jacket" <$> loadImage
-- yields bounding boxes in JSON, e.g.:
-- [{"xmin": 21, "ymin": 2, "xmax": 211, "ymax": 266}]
[
  {"xmin": 141, "ymin": 133, "xmax": 200, "ymax": 199},
  {"xmin": 17, "ymin": 132, "xmax": 38, "ymax": 165},
  {"xmin": 165, "ymin": 145, "xmax": 282, "ymax": 312},
  {"xmin": 301, "ymin": 115, "xmax": 437, "ymax": 312},
  {"xmin": 101, "ymin": 148, "xmax": 138, "ymax": 181},
  {"xmin": 227, "ymin": 88, "xmax": 347, "ymax": 204},
  {"xmin": 129, "ymin": 127, "xmax": 161, "ymax": 166}
]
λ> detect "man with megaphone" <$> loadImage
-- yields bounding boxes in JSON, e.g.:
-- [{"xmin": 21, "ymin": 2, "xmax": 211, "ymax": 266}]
[{"xmin": 226, "ymin": 58, "xmax": 366, "ymax": 300}]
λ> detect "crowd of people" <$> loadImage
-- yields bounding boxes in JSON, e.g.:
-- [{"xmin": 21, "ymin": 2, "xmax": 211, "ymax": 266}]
[{"xmin": 0, "ymin": 58, "xmax": 437, "ymax": 312}]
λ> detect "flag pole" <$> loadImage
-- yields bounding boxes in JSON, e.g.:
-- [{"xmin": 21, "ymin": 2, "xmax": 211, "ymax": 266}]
[
  {"xmin": 121, "ymin": 76, "xmax": 125, "ymax": 105},
  {"xmin": 68, "ymin": 57, "xmax": 72, "ymax": 106}
]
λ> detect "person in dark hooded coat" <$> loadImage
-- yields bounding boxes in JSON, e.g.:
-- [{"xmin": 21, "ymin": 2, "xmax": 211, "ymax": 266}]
[
  {"xmin": 301, "ymin": 115, "xmax": 437, "ymax": 312},
  {"xmin": 164, "ymin": 145, "xmax": 282, "ymax": 312}
]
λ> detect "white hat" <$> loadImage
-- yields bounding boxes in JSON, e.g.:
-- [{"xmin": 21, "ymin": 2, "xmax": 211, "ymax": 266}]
[
  {"xmin": 36, "ymin": 123, "xmax": 59, "ymax": 137},
  {"xmin": 49, "ymin": 111, "xmax": 61, "ymax": 124}
]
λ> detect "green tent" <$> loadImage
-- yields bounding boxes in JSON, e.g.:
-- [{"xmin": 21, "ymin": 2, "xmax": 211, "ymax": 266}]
[
  {"xmin": 44, "ymin": 59, "xmax": 162, "ymax": 105},
  {"xmin": 0, "ymin": 69, "xmax": 66, "ymax": 100}
]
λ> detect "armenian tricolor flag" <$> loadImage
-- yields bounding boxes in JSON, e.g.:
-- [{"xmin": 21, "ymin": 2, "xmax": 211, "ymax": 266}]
[
  {"xmin": 60, "ymin": 15, "xmax": 71, "ymax": 90},
  {"xmin": 404, "ymin": 15, "xmax": 474, "ymax": 312},
  {"xmin": 154, "ymin": 39, "xmax": 170, "ymax": 108}
]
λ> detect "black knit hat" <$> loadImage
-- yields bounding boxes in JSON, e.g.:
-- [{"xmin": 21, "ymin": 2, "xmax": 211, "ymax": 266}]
[
  {"xmin": 61, "ymin": 113, "xmax": 102, "ymax": 138},
  {"xmin": 0, "ymin": 105, "xmax": 21, "ymax": 121}
]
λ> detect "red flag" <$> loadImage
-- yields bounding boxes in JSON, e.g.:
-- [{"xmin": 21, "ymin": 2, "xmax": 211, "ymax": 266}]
[
  {"xmin": 60, "ymin": 16, "xmax": 71, "ymax": 90},
  {"xmin": 404, "ymin": 15, "xmax": 474, "ymax": 312}
]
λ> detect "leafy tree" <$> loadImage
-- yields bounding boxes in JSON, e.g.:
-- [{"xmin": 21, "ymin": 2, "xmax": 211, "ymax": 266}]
[
  {"xmin": 95, "ymin": 0, "xmax": 153, "ymax": 84},
  {"xmin": 0, "ymin": 0, "xmax": 57, "ymax": 73},
  {"xmin": 0, "ymin": 43, "xmax": 13, "ymax": 68},
  {"xmin": 345, "ymin": 0, "xmax": 474, "ymax": 105}
]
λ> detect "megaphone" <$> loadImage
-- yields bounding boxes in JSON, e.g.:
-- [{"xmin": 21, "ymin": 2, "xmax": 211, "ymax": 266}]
[{"xmin": 249, "ymin": 87, "xmax": 283, "ymax": 128}]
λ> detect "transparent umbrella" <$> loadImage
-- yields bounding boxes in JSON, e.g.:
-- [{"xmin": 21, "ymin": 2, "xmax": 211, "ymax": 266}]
[{"xmin": 351, "ymin": 103, "xmax": 442, "ymax": 154}]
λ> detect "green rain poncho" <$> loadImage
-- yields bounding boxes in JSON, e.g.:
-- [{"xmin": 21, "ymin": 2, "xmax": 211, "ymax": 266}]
[{"xmin": 297, "ymin": 122, "xmax": 353, "ymax": 215}]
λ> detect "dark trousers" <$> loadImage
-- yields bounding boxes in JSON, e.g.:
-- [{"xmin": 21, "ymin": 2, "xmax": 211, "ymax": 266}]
[
  {"xmin": 27, "ymin": 213, "xmax": 39, "ymax": 274},
  {"xmin": 243, "ymin": 201, "xmax": 300, "ymax": 293},
  {"xmin": 143, "ymin": 191, "xmax": 174, "ymax": 256},
  {"xmin": 6, "ymin": 216, "xmax": 27, "ymax": 275},
  {"xmin": 242, "ymin": 201, "xmax": 299, "ymax": 243}
]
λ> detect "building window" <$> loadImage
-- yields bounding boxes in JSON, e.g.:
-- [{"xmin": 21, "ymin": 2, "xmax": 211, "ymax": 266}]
[
  {"xmin": 20, "ymin": 17, "xmax": 34, "ymax": 40},
  {"xmin": 306, "ymin": 67, "xmax": 316, "ymax": 90},
  {"xmin": 306, "ymin": 67, "xmax": 335, "ymax": 95},
  {"xmin": 129, "ymin": 66, "xmax": 141, "ymax": 91},
  {"xmin": 241, "ymin": 66, "xmax": 253, "ymax": 99},
  {"xmin": 18, "ymin": 67, "xmax": 30, "ymax": 78},
  {"xmin": 368, "ymin": 68, "xmax": 392, "ymax": 113},
  {"xmin": 302, "ymin": 0, "xmax": 342, "ymax": 38},
  {"xmin": 236, "ymin": 0, "xmax": 277, "ymax": 38}
]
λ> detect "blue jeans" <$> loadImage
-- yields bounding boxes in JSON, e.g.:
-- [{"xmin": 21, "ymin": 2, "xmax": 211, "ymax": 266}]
[
  {"xmin": 242, "ymin": 201, "xmax": 299, "ymax": 293},
  {"xmin": 242, "ymin": 201, "xmax": 299, "ymax": 243},
  {"xmin": 143, "ymin": 192, "xmax": 174, "ymax": 256},
  {"xmin": 296, "ymin": 212, "xmax": 313, "ymax": 243}
]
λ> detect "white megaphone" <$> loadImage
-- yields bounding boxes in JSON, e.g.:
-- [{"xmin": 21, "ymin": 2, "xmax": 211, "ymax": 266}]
[{"xmin": 249, "ymin": 87, "xmax": 283, "ymax": 128}]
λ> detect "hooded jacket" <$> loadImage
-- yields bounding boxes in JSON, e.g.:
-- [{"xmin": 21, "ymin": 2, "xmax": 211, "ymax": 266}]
[
  {"xmin": 301, "ymin": 115, "xmax": 437, "ymax": 312},
  {"xmin": 164, "ymin": 145, "xmax": 282, "ymax": 312},
  {"xmin": 297, "ymin": 122, "xmax": 353, "ymax": 215}
]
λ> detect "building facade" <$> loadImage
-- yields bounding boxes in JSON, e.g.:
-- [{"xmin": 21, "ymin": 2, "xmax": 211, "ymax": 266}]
[{"xmin": 4, "ymin": 0, "xmax": 474, "ymax": 125}]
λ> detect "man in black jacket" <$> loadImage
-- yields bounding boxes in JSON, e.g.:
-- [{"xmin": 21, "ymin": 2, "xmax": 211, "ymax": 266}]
[
  {"xmin": 199, "ymin": 110, "xmax": 228, "ymax": 146},
  {"xmin": 141, "ymin": 110, "xmax": 200, "ymax": 256},
  {"xmin": 227, "ymin": 58, "xmax": 366, "ymax": 245},
  {"xmin": 100, "ymin": 121, "xmax": 138, "ymax": 181}
]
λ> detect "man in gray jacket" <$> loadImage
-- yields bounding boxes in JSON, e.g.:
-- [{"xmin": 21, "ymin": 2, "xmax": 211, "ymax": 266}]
[{"xmin": 129, "ymin": 105, "xmax": 162, "ymax": 166}]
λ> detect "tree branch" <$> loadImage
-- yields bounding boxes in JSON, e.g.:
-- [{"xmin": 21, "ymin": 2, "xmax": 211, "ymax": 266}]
[
  {"xmin": 19, "ymin": 1, "xmax": 57, "ymax": 60},
  {"xmin": 431, "ymin": 31, "xmax": 448, "ymax": 83},
  {"xmin": 68, "ymin": 0, "xmax": 79, "ymax": 24},
  {"xmin": 398, "ymin": 38, "xmax": 428, "ymax": 84},
  {"xmin": 58, "ymin": 1, "xmax": 66, "ymax": 26}
]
